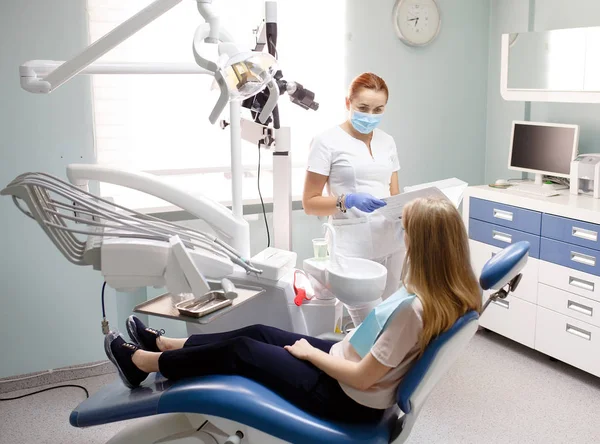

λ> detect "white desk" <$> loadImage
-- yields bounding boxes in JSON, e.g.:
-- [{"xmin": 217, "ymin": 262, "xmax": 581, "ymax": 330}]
[{"xmin": 464, "ymin": 186, "xmax": 600, "ymax": 377}]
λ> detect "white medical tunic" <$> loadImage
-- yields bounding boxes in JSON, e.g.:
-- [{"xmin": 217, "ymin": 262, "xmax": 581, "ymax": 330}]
[{"xmin": 307, "ymin": 126, "xmax": 403, "ymax": 262}]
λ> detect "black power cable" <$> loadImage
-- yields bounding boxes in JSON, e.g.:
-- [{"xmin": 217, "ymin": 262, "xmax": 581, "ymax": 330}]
[
  {"xmin": 257, "ymin": 141, "xmax": 270, "ymax": 248},
  {"xmin": 101, "ymin": 281, "xmax": 107, "ymax": 318},
  {"xmin": 0, "ymin": 384, "xmax": 89, "ymax": 401}
]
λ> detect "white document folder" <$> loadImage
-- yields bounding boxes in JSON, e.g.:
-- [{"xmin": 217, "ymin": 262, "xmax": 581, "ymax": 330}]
[{"xmin": 378, "ymin": 178, "xmax": 468, "ymax": 221}]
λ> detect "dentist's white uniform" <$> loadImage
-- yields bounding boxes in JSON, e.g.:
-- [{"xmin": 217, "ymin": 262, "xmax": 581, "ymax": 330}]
[{"xmin": 307, "ymin": 125, "xmax": 404, "ymax": 302}]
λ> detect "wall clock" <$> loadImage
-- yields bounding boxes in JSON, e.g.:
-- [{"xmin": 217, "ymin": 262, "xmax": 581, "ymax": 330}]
[{"xmin": 393, "ymin": 0, "xmax": 442, "ymax": 47}]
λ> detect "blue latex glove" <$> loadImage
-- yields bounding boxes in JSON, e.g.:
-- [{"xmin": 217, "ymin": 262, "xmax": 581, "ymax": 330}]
[{"xmin": 345, "ymin": 193, "xmax": 387, "ymax": 213}]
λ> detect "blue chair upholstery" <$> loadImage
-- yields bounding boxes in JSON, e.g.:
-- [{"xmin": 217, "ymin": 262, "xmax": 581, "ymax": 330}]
[
  {"xmin": 479, "ymin": 241, "xmax": 530, "ymax": 290},
  {"xmin": 71, "ymin": 374, "xmax": 398, "ymax": 444},
  {"xmin": 396, "ymin": 310, "xmax": 479, "ymax": 414}
]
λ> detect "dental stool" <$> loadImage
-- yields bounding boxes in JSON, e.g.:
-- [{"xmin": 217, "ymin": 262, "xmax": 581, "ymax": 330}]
[{"xmin": 70, "ymin": 242, "xmax": 530, "ymax": 444}]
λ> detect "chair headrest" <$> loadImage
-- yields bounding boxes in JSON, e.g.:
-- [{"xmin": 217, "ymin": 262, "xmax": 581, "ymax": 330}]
[
  {"xmin": 479, "ymin": 241, "xmax": 530, "ymax": 291},
  {"xmin": 396, "ymin": 310, "xmax": 479, "ymax": 414}
]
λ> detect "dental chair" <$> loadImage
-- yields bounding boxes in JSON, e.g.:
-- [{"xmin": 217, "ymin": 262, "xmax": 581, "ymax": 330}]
[{"xmin": 69, "ymin": 241, "xmax": 530, "ymax": 444}]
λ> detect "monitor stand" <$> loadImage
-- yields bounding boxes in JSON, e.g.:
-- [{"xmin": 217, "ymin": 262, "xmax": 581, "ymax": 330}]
[
  {"xmin": 533, "ymin": 173, "xmax": 568, "ymax": 190},
  {"xmin": 534, "ymin": 174, "xmax": 544, "ymax": 186}
]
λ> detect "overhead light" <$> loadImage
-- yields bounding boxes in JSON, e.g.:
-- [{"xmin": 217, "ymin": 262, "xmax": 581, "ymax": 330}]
[{"xmin": 221, "ymin": 52, "xmax": 278, "ymax": 100}]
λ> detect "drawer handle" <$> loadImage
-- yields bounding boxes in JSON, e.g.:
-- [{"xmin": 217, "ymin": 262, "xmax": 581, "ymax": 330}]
[
  {"xmin": 570, "ymin": 251, "xmax": 596, "ymax": 267},
  {"xmin": 565, "ymin": 324, "xmax": 592, "ymax": 341},
  {"xmin": 572, "ymin": 227, "xmax": 598, "ymax": 242},
  {"xmin": 567, "ymin": 300, "xmax": 594, "ymax": 317},
  {"xmin": 493, "ymin": 209, "xmax": 513, "ymax": 222},
  {"xmin": 569, "ymin": 276, "xmax": 595, "ymax": 292},
  {"xmin": 493, "ymin": 299, "xmax": 510, "ymax": 309},
  {"xmin": 492, "ymin": 230, "xmax": 512, "ymax": 244}
]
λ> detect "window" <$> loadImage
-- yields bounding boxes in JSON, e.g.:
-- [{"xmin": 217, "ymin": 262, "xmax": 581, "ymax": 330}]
[{"xmin": 86, "ymin": 0, "xmax": 346, "ymax": 211}]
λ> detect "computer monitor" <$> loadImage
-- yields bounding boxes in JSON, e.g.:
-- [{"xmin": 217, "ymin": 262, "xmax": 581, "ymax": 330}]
[{"xmin": 508, "ymin": 121, "xmax": 579, "ymax": 184}]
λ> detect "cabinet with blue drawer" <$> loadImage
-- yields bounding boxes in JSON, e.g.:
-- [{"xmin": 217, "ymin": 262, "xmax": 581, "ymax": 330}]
[
  {"xmin": 466, "ymin": 193, "xmax": 600, "ymax": 378},
  {"xmin": 542, "ymin": 214, "xmax": 600, "ymax": 251},
  {"xmin": 541, "ymin": 238, "xmax": 600, "ymax": 277},
  {"xmin": 469, "ymin": 219, "xmax": 541, "ymax": 258},
  {"xmin": 469, "ymin": 197, "xmax": 542, "ymax": 235}
]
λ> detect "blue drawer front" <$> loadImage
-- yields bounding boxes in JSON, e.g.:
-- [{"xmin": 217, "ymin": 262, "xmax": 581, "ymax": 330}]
[
  {"xmin": 541, "ymin": 238, "xmax": 600, "ymax": 277},
  {"xmin": 469, "ymin": 218, "xmax": 540, "ymax": 258},
  {"xmin": 542, "ymin": 214, "xmax": 600, "ymax": 251},
  {"xmin": 469, "ymin": 198, "xmax": 542, "ymax": 235}
]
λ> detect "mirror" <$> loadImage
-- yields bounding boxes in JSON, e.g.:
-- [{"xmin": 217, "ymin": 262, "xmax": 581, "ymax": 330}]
[{"xmin": 501, "ymin": 26, "xmax": 600, "ymax": 103}]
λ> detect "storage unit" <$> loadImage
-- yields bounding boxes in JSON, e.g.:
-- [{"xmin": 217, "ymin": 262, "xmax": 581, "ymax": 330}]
[{"xmin": 464, "ymin": 187, "xmax": 600, "ymax": 377}]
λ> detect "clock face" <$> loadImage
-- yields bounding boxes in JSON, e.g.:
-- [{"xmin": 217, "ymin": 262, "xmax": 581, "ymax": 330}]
[{"xmin": 393, "ymin": 0, "xmax": 441, "ymax": 46}]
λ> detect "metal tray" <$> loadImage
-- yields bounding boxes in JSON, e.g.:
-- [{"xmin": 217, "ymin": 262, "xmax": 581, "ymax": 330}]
[
  {"xmin": 133, "ymin": 281, "xmax": 266, "ymax": 324},
  {"xmin": 175, "ymin": 291, "xmax": 232, "ymax": 318}
]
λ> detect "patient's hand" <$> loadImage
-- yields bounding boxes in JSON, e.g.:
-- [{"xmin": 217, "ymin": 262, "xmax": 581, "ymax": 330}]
[{"xmin": 284, "ymin": 339, "xmax": 315, "ymax": 361}]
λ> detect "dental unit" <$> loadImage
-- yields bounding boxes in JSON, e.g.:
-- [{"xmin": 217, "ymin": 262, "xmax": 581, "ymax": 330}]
[{"xmin": 3, "ymin": 1, "xmax": 532, "ymax": 443}]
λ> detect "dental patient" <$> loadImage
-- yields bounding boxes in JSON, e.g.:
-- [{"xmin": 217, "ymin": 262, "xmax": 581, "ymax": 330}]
[{"xmin": 105, "ymin": 197, "xmax": 481, "ymax": 423}]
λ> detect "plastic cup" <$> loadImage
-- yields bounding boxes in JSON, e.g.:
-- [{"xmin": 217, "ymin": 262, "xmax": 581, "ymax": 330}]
[{"xmin": 312, "ymin": 238, "xmax": 328, "ymax": 260}]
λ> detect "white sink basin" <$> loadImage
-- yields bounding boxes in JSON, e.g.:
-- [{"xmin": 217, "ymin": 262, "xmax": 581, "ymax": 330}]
[
  {"xmin": 304, "ymin": 257, "xmax": 387, "ymax": 305},
  {"xmin": 326, "ymin": 256, "xmax": 387, "ymax": 305},
  {"xmin": 303, "ymin": 223, "xmax": 387, "ymax": 305}
]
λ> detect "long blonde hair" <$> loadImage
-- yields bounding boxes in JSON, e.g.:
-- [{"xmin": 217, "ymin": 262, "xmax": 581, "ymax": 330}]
[{"xmin": 401, "ymin": 197, "xmax": 481, "ymax": 354}]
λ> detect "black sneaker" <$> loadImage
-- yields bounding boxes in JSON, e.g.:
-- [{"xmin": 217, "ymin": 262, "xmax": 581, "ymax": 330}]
[
  {"xmin": 126, "ymin": 315, "xmax": 164, "ymax": 353},
  {"xmin": 104, "ymin": 331, "xmax": 149, "ymax": 389}
]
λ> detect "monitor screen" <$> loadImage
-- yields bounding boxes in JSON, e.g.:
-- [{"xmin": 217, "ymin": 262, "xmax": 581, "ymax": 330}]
[{"xmin": 509, "ymin": 123, "xmax": 577, "ymax": 176}]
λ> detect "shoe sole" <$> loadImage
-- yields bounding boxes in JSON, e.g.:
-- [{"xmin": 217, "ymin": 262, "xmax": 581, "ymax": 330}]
[{"xmin": 104, "ymin": 332, "xmax": 137, "ymax": 389}]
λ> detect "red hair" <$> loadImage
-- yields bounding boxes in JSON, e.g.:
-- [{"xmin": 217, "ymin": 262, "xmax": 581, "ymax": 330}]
[{"xmin": 348, "ymin": 72, "xmax": 389, "ymax": 101}]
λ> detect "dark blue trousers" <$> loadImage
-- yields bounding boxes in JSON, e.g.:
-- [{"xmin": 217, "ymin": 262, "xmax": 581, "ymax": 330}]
[{"xmin": 158, "ymin": 324, "xmax": 383, "ymax": 422}]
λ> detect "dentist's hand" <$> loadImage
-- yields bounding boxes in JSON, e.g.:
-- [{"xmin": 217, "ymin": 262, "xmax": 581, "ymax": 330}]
[{"xmin": 345, "ymin": 193, "xmax": 387, "ymax": 213}]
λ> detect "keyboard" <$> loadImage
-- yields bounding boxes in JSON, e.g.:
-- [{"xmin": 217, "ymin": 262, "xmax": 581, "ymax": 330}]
[{"xmin": 511, "ymin": 184, "xmax": 560, "ymax": 197}]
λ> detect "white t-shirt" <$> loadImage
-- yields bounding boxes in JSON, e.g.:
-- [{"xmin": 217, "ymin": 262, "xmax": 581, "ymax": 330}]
[
  {"xmin": 329, "ymin": 297, "xmax": 424, "ymax": 410},
  {"xmin": 306, "ymin": 126, "xmax": 403, "ymax": 259},
  {"xmin": 307, "ymin": 126, "xmax": 400, "ymax": 204}
]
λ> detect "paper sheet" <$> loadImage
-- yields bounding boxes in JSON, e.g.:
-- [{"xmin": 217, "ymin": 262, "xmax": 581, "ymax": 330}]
[
  {"xmin": 404, "ymin": 177, "xmax": 468, "ymax": 208},
  {"xmin": 378, "ymin": 177, "xmax": 468, "ymax": 221}
]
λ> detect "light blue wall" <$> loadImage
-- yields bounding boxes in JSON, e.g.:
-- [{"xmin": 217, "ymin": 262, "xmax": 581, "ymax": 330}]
[
  {"xmin": 484, "ymin": 0, "xmax": 531, "ymax": 183},
  {"xmin": 346, "ymin": 0, "xmax": 491, "ymax": 188},
  {"xmin": 0, "ymin": 0, "xmax": 117, "ymax": 378},
  {"xmin": 485, "ymin": 0, "xmax": 600, "ymax": 182}
]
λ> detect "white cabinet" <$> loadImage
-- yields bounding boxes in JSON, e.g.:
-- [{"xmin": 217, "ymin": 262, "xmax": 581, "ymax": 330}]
[
  {"xmin": 464, "ymin": 186, "xmax": 600, "ymax": 378},
  {"xmin": 480, "ymin": 294, "xmax": 537, "ymax": 348},
  {"xmin": 535, "ymin": 306, "xmax": 600, "ymax": 377},
  {"xmin": 538, "ymin": 283, "xmax": 600, "ymax": 329},
  {"xmin": 538, "ymin": 260, "xmax": 600, "ymax": 302}
]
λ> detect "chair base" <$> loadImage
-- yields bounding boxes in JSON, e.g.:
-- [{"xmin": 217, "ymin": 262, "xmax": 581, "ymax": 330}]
[{"xmin": 105, "ymin": 413, "xmax": 288, "ymax": 444}]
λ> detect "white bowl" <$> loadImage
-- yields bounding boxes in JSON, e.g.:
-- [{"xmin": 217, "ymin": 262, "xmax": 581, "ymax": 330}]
[{"xmin": 325, "ymin": 256, "xmax": 387, "ymax": 305}]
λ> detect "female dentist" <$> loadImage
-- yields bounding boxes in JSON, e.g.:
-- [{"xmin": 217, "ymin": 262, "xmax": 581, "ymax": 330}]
[{"xmin": 303, "ymin": 72, "xmax": 404, "ymax": 302}]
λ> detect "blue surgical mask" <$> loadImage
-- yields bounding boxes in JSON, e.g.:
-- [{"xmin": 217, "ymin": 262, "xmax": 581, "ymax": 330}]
[{"xmin": 350, "ymin": 110, "xmax": 384, "ymax": 134}]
